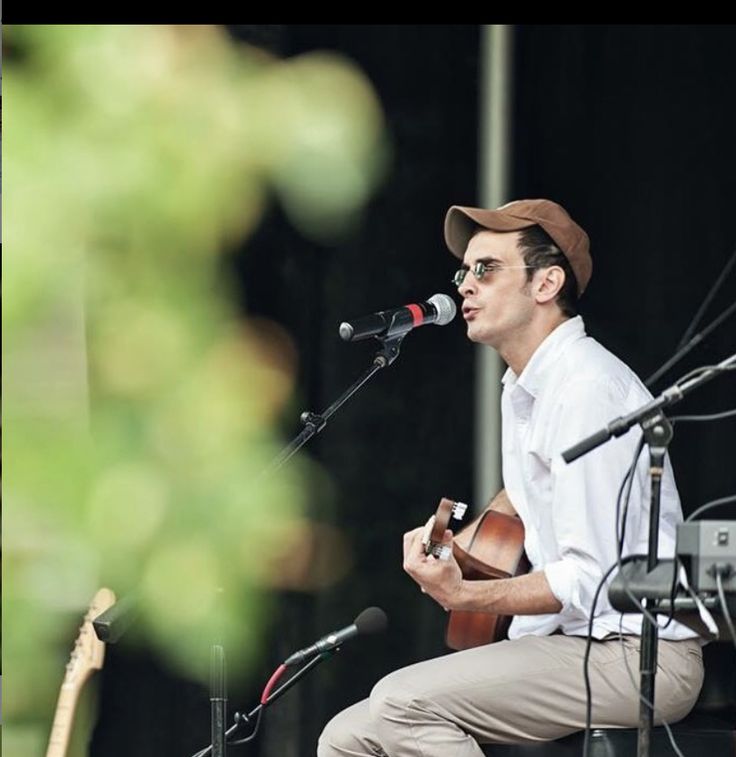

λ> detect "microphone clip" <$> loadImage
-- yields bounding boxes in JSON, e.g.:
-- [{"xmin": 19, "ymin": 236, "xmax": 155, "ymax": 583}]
[
  {"xmin": 373, "ymin": 334, "xmax": 406, "ymax": 368},
  {"xmin": 283, "ymin": 644, "xmax": 340, "ymax": 668},
  {"xmin": 299, "ymin": 411, "xmax": 327, "ymax": 432}
]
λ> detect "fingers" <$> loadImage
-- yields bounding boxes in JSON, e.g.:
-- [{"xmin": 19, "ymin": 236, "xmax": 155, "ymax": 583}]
[
  {"xmin": 421, "ymin": 515, "xmax": 436, "ymax": 550},
  {"xmin": 402, "ymin": 525, "xmax": 425, "ymax": 546},
  {"xmin": 403, "ymin": 515, "xmax": 435, "ymax": 559},
  {"xmin": 402, "ymin": 526, "xmax": 424, "ymax": 561}
]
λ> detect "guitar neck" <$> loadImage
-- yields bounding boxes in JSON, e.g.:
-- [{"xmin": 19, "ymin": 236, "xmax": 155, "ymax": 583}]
[
  {"xmin": 44, "ymin": 587, "xmax": 115, "ymax": 757},
  {"xmin": 46, "ymin": 682, "xmax": 85, "ymax": 757}
]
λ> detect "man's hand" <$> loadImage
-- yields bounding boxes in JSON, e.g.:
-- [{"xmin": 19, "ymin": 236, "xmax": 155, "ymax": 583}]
[{"xmin": 403, "ymin": 519, "xmax": 464, "ymax": 611}]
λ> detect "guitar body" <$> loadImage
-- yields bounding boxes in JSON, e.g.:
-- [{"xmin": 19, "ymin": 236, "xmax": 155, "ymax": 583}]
[{"xmin": 426, "ymin": 498, "xmax": 529, "ymax": 650}]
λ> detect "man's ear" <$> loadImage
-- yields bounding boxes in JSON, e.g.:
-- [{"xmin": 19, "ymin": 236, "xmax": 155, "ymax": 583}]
[{"xmin": 534, "ymin": 266, "xmax": 565, "ymax": 304}]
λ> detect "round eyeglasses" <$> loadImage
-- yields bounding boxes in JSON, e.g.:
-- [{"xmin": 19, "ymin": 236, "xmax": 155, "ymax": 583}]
[{"xmin": 452, "ymin": 262, "xmax": 535, "ymax": 287}]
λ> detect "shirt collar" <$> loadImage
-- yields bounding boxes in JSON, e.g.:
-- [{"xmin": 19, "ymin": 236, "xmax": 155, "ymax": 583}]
[{"xmin": 501, "ymin": 316, "xmax": 587, "ymax": 398}]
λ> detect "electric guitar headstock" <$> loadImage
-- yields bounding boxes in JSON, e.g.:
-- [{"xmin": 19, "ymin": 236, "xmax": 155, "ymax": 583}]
[
  {"xmin": 62, "ymin": 587, "xmax": 116, "ymax": 691},
  {"xmin": 46, "ymin": 587, "xmax": 116, "ymax": 757}
]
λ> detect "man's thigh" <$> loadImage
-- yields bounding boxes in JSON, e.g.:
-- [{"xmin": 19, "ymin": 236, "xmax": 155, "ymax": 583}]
[{"xmin": 369, "ymin": 633, "xmax": 702, "ymax": 743}]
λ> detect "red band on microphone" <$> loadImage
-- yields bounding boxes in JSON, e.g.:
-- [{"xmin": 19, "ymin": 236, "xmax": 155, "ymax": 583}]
[{"xmin": 407, "ymin": 304, "xmax": 424, "ymax": 327}]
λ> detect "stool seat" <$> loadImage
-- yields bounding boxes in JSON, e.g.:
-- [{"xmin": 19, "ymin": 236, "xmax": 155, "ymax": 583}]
[{"xmin": 482, "ymin": 713, "xmax": 735, "ymax": 756}]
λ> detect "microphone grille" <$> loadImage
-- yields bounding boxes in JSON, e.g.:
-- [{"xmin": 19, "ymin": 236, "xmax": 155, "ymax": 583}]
[
  {"xmin": 354, "ymin": 606, "xmax": 388, "ymax": 636},
  {"xmin": 428, "ymin": 293, "xmax": 457, "ymax": 326}
]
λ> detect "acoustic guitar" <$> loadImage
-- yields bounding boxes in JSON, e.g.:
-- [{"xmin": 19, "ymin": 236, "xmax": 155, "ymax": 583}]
[
  {"xmin": 46, "ymin": 587, "xmax": 116, "ymax": 757},
  {"xmin": 423, "ymin": 497, "xmax": 529, "ymax": 650}
]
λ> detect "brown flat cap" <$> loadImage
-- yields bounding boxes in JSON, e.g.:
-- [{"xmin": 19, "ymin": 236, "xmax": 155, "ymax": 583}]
[{"xmin": 444, "ymin": 198, "xmax": 592, "ymax": 295}]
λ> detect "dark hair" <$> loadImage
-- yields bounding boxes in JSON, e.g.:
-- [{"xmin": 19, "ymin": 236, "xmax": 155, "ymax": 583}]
[{"xmin": 517, "ymin": 226, "xmax": 579, "ymax": 318}]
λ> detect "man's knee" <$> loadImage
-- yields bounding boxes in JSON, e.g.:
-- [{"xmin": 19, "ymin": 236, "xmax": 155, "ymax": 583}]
[
  {"xmin": 318, "ymin": 709, "xmax": 357, "ymax": 756},
  {"xmin": 369, "ymin": 669, "xmax": 414, "ymax": 720},
  {"xmin": 317, "ymin": 699, "xmax": 376, "ymax": 757},
  {"xmin": 369, "ymin": 670, "xmax": 434, "ymax": 747}
]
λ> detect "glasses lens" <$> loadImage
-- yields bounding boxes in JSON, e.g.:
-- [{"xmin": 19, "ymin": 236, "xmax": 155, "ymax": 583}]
[
  {"xmin": 473, "ymin": 262, "xmax": 488, "ymax": 279},
  {"xmin": 452, "ymin": 269, "xmax": 467, "ymax": 286}
]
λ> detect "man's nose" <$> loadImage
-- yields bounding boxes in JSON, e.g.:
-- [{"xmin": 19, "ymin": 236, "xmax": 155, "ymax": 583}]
[{"xmin": 458, "ymin": 271, "xmax": 477, "ymax": 297}]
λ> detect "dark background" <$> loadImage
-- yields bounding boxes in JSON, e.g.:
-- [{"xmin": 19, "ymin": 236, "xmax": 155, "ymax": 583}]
[{"xmin": 91, "ymin": 25, "xmax": 736, "ymax": 757}]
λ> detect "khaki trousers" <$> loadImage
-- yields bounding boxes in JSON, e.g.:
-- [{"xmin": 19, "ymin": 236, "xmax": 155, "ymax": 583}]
[{"xmin": 317, "ymin": 634, "xmax": 704, "ymax": 756}]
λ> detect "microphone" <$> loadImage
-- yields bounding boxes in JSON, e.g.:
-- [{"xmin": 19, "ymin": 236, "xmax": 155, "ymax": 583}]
[
  {"xmin": 339, "ymin": 294, "xmax": 457, "ymax": 342},
  {"xmin": 283, "ymin": 607, "xmax": 388, "ymax": 667}
]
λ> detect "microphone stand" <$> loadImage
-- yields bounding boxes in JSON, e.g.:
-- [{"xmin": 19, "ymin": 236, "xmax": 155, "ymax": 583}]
[
  {"xmin": 562, "ymin": 352, "xmax": 736, "ymax": 465},
  {"xmin": 637, "ymin": 411, "xmax": 672, "ymax": 757},
  {"xmin": 192, "ymin": 649, "xmax": 336, "ymax": 757},
  {"xmin": 562, "ymin": 351, "xmax": 736, "ymax": 757},
  {"xmin": 263, "ymin": 333, "xmax": 407, "ymax": 476},
  {"xmin": 200, "ymin": 331, "xmax": 408, "ymax": 755},
  {"xmin": 210, "ymin": 646, "xmax": 226, "ymax": 757}
]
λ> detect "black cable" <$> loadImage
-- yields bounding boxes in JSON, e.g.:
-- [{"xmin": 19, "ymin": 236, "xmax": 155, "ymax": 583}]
[
  {"xmin": 226, "ymin": 707, "xmax": 263, "ymax": 747},
  {"xmin": 715, "ymin": 571, "xmax": 736, "ymax": 652},
  {"xmin": 582, "ymin": 557, "xmax": 688, "ymax": 757},
  {"xmin": 685, "ymin": 495, "xmax": 736, "ymax": 523},
  {"xmin": 644, "ymin": 247, "xmax": 736, "ymax": 387},
  {"xmin": 676, "ymin": 249, "xmax": 736, "ymax": 351},
  {"xmin": 615, "ymin": 616, "xmax": 687, "ymax": 757},
  {"xmin": 584, "ymin": 439, "xmax": 645, "ymax": 757},
  {"xmin": 677, "ymin": 250, "xmax": 736, "ymax": 350},
  {"xmin": 582, "ymin": 559, "xmax": 632, "ymax": 757},
  {"xmin": 660, "ymin": 559, "xmax": 681, "ymax": 631},
  {"xmin": 646, "ymin": 300, "xmax": 736, "ymax": 389},
  {"xmin": 615, "ymin": 435, "xmax": 645, "ymax": 552},
  {"xmin": 615, "ymin": 441, "xmax": 662, "ymax": 630}
]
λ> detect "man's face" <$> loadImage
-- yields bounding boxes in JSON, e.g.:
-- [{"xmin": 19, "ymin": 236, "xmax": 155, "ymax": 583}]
[{"xmin": 456, "ymin": 229, "xmax": 537, "ymax": 348}]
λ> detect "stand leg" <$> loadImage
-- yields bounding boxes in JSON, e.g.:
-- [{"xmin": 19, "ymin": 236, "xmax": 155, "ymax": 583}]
[
  {"xmin": 637, "ymin": 610, "xmax": 658, "ymax": 757},
  {"xmin": 211, "ymin": 645, "xmax": 227, "ymax": 757},
  {"xmin": 636, "ymin": 414, "xmax": 672, "ymax": 757}
]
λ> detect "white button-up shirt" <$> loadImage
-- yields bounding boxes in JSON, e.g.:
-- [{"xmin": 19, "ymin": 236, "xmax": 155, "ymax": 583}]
[{"xmin": 502, "ymin": 316, "xmax": 696, "ymax": 640}]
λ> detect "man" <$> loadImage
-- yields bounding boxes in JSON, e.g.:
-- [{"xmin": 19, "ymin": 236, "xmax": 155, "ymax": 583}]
[{"xmin": 318, "ymin": 199, "xmax": 704, "ymax": 756}]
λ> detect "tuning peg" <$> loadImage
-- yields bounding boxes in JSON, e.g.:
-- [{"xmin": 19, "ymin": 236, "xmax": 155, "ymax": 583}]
[
  {"xmin": 431, "ymin": 544, "xmax": 453, "ymax": 561},
  {"xmin": 451, "ymin": 501, "xmax": 468, "ymax": 521}
]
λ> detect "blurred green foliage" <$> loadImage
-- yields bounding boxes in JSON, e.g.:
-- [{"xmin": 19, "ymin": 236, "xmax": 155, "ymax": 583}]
[{"xmin": 3, "ymin": 24, "xmax": 387, "ymax": 756}]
